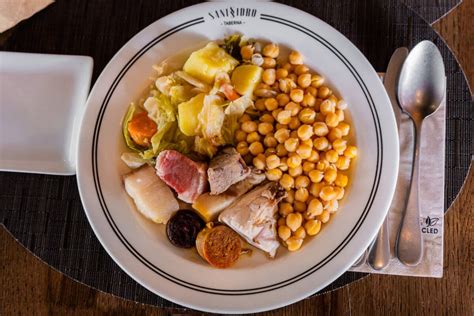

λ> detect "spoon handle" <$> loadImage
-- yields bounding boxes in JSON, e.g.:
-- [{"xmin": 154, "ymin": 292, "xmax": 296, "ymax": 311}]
[
  {"xmin": 396, "ymin": 120, "xmax": 424, "ymax": 266},
  {"xmin": 368, "ymin": 216, "xmax": 390, "ymax": 269}
]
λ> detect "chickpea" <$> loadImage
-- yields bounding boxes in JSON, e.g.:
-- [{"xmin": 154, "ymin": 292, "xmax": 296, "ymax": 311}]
[
  {"xmin": 286, "ymin": 209, "xmax": 303, "ymax": 232},
  {"xmin": 294, "ymin": 226, "xmax": 307, "ymax": 239},
  {"xmin": 259, "ymin": 113, "xmax": 274, "ymax": 124},
  {"xmin": 262, "ymin": 57, "xmax": 276, "ymax": 68},
  {"xmin": 285, "ymin": 102, "xmax": 301, "ymax": 116},
  {"xmin": 316, "ymin": 159, "xmax": 330, "ymax": 171},
  {"xmin": 325, "ymin": 112, "xmax": 339, "ymax": 127},
  {"xmin": 302, "ymin": 161, "xmax": 316, "ymax": 174},
  {"xmin": 335, "ymin": 109, "xmax": 345, "ymax": 122},
  {"xmin": 336, "ymin": 156, "xmax": 351, "ymax": 170},
  {"xmin": 266, "ymin": 168, "xmax": 283, "ymax": 182},
  {"xmin": 325, "ymin": 149, "xmax": 339, "ymax": 163},
  {"xmin": 294, "ymin": 200, "xmax": 307, "ymax": 212},
  {"xmin": 247, "ymin": 131, "xmax": 261, "ymax": 143},
  {"xmin": 309, "ymin": 169, "xmax": 324, "ymax": 183},
  {"xmin": 249, "ymin": 141, "xmax": 264, "ymax": 155},
  {"xmin": 313, "ymin": 122, "xmax": 329, "ymax": 136},
  {"xmin": 295, "ymin": 175, "xmax": 310, "ymax": 189},
  {"xmin": 307, "ymin": 150, "xmax": 320, "ymax": 162},
  {"xmin": 324, "ymin": 168, "xmax": 337, "ymax": 183},
  {"xmin": 288, "ymin": 117, "xmax": 301, "ymax": 130},
  {"xmin": 276, "ymin": 68, "xmax": 289, "ymax": 80},
  {"xmin": 262, "ymin": 68, "xmax": 276, "ymax": 85},
  {"xmin": 324, "ymin": 199, "xmax": 339, "ymax": 213},
  {"xmin": 305, "ymin": 219, "xmax": 322, "ymax": 236},
  {"xmin": 290, "ymin": 88, "xmax": 304, "ymax": 103},
  {"xmin": 301, "ymin": 138, "xmax": 313, "ymax": 147},
  {"xmin": 281, "ymin": 62, "xmax": 293, "ymax": 72},
  {"xmin": 236, "ymin": 141, "xmax": 249, "ymax": 155},
  {"xmin": 287, "ymin": 154, "xmax": 302, "ymax": 169},
  {"xmin": 311, "ymin": 74, "xmax": 325, "ymax": 88},
  {"xmin": 335, "ymin": 173, "xmax": 348, "ymax": 187},
  {"xmin": 301, "ymin": 93, "xmax": 316, "ymax": 107},
  {"xmin": 314, "ymin": 137, "xmax": 329, "ymax": 151},
  {"xmin": 320, "ymin": 99, "xmax": 335, "ymax": 115},
  {"xmin": 241, "ymin": 120, "xmax": 257, "ymax": 133},
  {"xmin": 272, "ymin": 108, "xmax": 283, "ymax": 120},
  {"xmin": 344, "ymin": 145, "xmax": 358, "ymax": 158},
  {"xmin": 317, "ymin": 86, "xmax": 331, "ymax": 99},
  {"xmin": 284, "ymin": 137, "xmax": 299, "ymax": 152},
  {"xmin": 258, "ymin": 122, "xmax": 274, "ymax": 136},
  {"xmin": 295, "ymin": 187, "xmax": 309, "ymax": 202},
  {"xmin": 334, "ymin": 186, "xmax": 345, "ymax": 200},
  {"xmin": 235, "ymin": 130, "xmax": 247, "ymax": 142},
  {"xmin": 297, "ymin": 124, "xmax": 313, "ymax": 141},
  {"xmin": 318, "ymin": 210, "xmax": 331, "ymax": 223},
  {"xmin": 337, "ymin": 122, "xmax": 350, "ymax": 136},
  {"xmin": 262, "ymin": 43, "xmax": 279, "ymax": 58},
  {"xmin": 332, "ymin": 139, "xmax": 347, "ymax": 154},
  {"xmin": 280, "ymin": 173, "xmax": 295, "ymax": 190},
  {"xmin": 274, "ymin": 128, "xmax": 290, "ymax": 143},
  {"xmin": 278, "ymin": 225, "xmax": 291, "ymax": 241},
  {"xmin": 264, "ymin": 97, "xmax": 279, "ymax": 111},
  {"xmin": 286, "ymin": 237, "xmax": 303, "ymax": 251},
  {"xmin": 294, "ymin": 64, "xmax": 309, "ymax": 75},
  {"xmin": 263, "ymin": 135, "xmax": 278, "ymax": 148},
  {"xmin": 319, "ymin": 186, "xmax": 337, "ymax": 201},
  {"xmin": 240, "ymin": 45, "xmax": 254, "ymax": 60},
  {"xmin": 276, "ymin": 93, "xmax": 290, "ymax": 106},
  {"xmin": 255, "ymin": 98, "xmax": 266, "ymax": 111},
  {"xmin": 289, "ymin": 50, "xmax": 304, "ymax": 65},
  {"xmin": 266, "ymin": 154, "xmax": 281, "ymax": 170},
  {"xmin": 306, "ymin": 86, "xmax": 318, "ymax": 96},
  {"xmin": 285, "ymin": 190, "xmax": 295, "ymax": 203},
  {"xmin": 328, "ymin": 127, "xmax": 343, "ymax": 142},
  {"xmin": 306, "ymin": 199, "xmax": 323, "ymax": 218},
  {"xmin": 298, "ymin": 108, "xmax": 316, "ymax": 124},
  {"xmin": 309, "ymin": 182, "xmax": 324, "ymax": 197},
  {"xmin": 265, "ymin": 147, "xmax": 277, "ymax": 156},
  {"xmin": 239, "ymin": 113, "xmax": 252, "ymax": 123},
  {"xmin": 253, "ymin": 153, "xmax": 266, "ymax": 170},
  {"xmin": 296, "ymin": 144, "xmax": 312, "ymax": 159},
  {"xmin": 276, "ymin": 143, "xmax": 288, "ymax": 157},
  {"xmin": 288, "ymin": 165, "xmax": 303, "ymax": 177},
  {"xmin": 277, "ymin": 110, "xmax": 292, "ymax": 125},
  {"xmin": 297, "ymin": 73, "xmax": 312, "ymax": 88},
  {"xmin": 337, "ymin": 99, "xmax": 348, "ymax": 110},
  {"xmin": 279, "ymin": 78, "xmax": 295, "ymax": 93}
]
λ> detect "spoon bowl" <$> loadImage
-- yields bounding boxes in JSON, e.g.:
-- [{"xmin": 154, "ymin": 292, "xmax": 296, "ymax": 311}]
[{"xmin": 396, "ymin": 40, "xmax": 445, "ymax": 266}]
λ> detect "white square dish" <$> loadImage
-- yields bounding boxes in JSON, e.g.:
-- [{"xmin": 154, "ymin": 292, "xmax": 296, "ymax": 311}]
[{"xmin": 0, "ymin": 52, "xmax": 93, "ymax": 175}]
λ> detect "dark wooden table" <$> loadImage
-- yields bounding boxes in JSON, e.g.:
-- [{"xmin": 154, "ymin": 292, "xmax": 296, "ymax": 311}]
[{"xmin": 1, "ymin": 1, "xmax": 473, "ymax": 315}]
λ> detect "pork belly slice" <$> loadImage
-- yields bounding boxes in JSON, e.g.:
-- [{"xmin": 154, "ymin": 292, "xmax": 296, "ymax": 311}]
[
  {"xmin": 155, "ymin": 150, "xmax": 208, "ymax": 203},
  {"xmin": 123, "ymin": 164, "xmax": 179, "ymax": 224},
  {"xmin": 208, "ymin": 147, "xmax": 250, "ymax": 195},
  {"xmin": 219, "ymin": 182, "xmax": 286, "ymax": 257}
]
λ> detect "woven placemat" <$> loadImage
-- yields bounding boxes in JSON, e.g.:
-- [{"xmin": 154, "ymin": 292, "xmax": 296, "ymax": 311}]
[{"xmin": 0, "ymin": 0, "xmax": 472, "ymax": 308}]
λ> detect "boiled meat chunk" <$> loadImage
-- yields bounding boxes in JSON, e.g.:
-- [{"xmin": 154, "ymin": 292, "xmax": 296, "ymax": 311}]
[
  {"xmin": 207, "ymin": 147, "xmax": 250, "ymax": 195},
  {"xmin": 123, "ymin": 164, "xmax": 179, "ymax": 224},
  {"xmin": 155, "ymin": 150, "xmax": 208, "ymax": 203},
  {"xmin": 219, "ymin": 182, "xmax": 286, "ymax": 257}
]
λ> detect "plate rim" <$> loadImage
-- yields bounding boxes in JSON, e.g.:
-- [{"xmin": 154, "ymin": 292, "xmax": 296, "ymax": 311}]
[{"xmin": 77, "ymin": 1, "xmax": 399, "ymax": 313}]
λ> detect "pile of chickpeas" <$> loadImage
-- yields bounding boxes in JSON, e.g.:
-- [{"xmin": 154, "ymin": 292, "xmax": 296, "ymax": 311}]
[{"xmin": 234, "ymin": 42, "xmax": 358, "ymax": 252}]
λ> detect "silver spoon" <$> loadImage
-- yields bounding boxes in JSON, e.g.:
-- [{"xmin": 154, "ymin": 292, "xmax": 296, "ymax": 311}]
[{"xmin": 396, "ymin": 41, "xmax": 445, "ymax": 266}]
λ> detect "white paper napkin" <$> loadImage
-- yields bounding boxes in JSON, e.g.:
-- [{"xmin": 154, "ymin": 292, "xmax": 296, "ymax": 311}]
[
  {"xmin": 0, "ymin": 0, "xmax": 54, "ymax": 33},
  {"xmin": 349, "ymin": 76, "xmax": 445, "ymax": 278}
]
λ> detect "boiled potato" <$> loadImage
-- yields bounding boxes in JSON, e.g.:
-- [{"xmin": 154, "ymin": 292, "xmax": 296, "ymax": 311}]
[
  {"xmin": 231, "ymin": 65, "xmax": 263, "ymax": 96},
  {"xmin": 183, "ymin": 42, "xmax": 239, "ymax": 84},
  {"xmin": 178, "ymin": 93, "xmax": 205, "ymax": 136}
]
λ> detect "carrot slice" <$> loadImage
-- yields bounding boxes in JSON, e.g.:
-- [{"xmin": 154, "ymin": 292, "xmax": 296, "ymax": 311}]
[{"xmin": 127, "ymin": 112, "xmax": 157, "ymax": 147}]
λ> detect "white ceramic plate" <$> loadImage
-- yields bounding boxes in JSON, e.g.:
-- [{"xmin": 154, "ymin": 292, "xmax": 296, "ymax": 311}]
[
  {"xmin": 0, "ymin": 52, "xmax": 93, "ymax": 175},
  {"xmin": 77, "ymin": 2, "xmax": 398, "ymax": 313}
]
